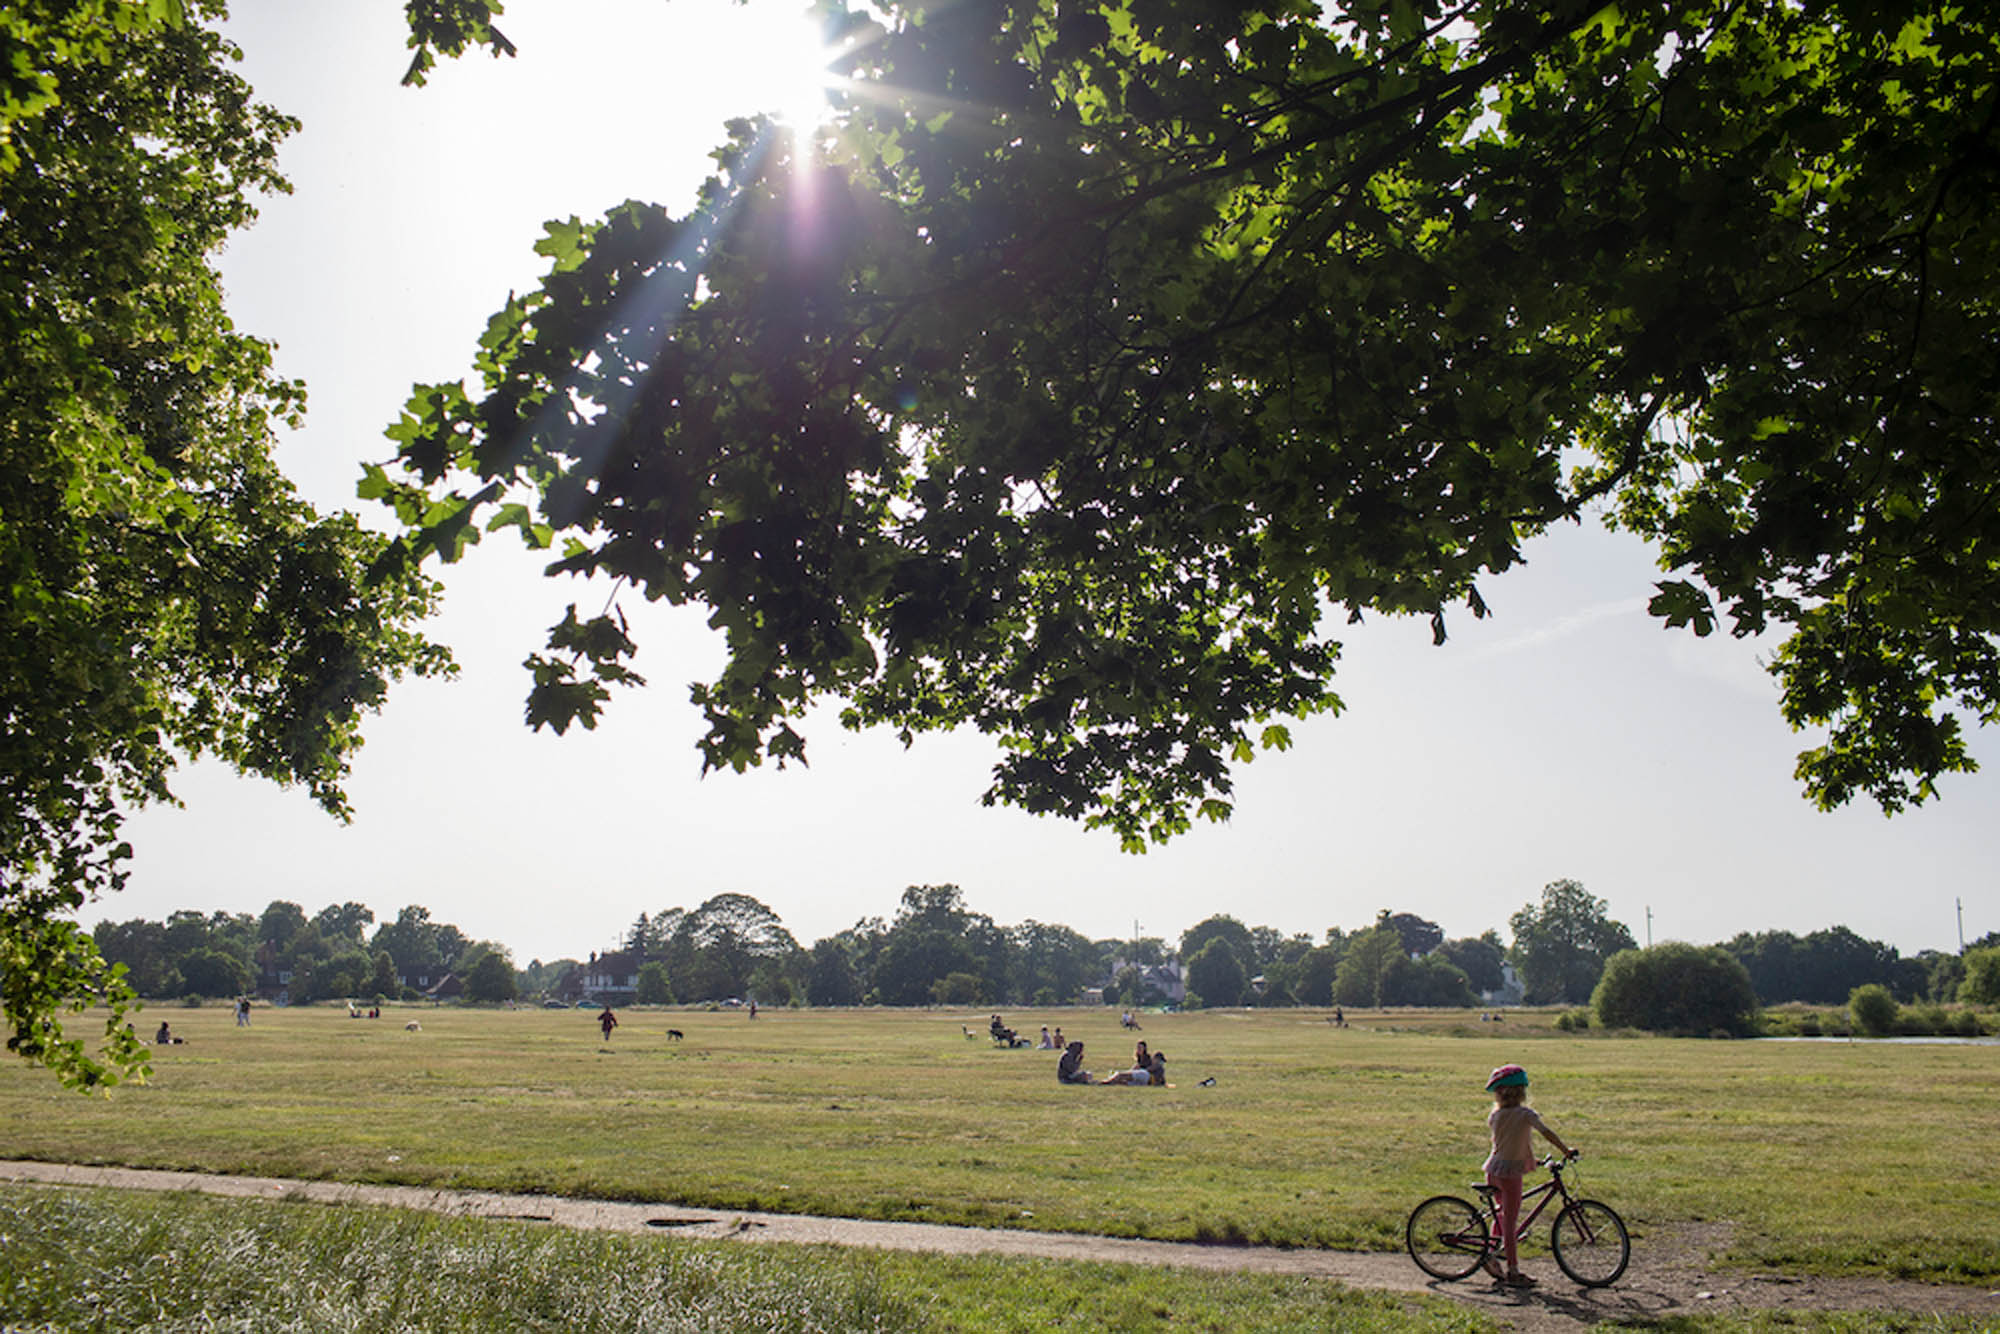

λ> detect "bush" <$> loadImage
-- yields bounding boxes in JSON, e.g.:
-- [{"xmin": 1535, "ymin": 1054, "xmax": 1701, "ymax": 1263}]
[
  {"xmin": 1903, "ymin": 1004, "xmax": 1948, "ymax": 1036},
  {"xmin": 1554, "ymin": 1008, "xmax": 1591, "ymax": 1031},
  {"xmin": 1592, "ymin": 943, "xmax": 1759, "ymax": 1036},
  {"xmin": 1849, "ymin": 983, "xmax": 1899, "ymax": 1036}
]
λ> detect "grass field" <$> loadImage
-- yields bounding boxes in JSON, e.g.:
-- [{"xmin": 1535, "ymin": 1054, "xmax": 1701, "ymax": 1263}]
[{"xmin": 2, "ymin": 1003, "xmax": 1995, "ymax": 1283}]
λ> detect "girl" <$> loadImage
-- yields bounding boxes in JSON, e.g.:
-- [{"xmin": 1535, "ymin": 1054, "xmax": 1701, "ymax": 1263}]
[{"xmin": 1482, "ymin": 1064, "xmax": 1574, "ymax": 1286}]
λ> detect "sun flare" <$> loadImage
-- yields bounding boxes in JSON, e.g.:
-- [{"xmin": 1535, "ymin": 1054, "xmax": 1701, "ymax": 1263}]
[{"xmin": 741, "ymin": 12, "xmax": 850, "ymax": 132}]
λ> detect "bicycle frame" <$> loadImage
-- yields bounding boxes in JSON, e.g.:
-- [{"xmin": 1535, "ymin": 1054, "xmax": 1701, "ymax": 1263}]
[{"xmin": 1474, "ymin": 1156, "xmax": 1573, "ymax": 1247}]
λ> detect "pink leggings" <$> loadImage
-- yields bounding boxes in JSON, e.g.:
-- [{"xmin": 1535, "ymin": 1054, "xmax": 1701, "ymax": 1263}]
[{"xmin": 1486, "ymin": 1170, "xmax": 1524, "ymax": 1270}]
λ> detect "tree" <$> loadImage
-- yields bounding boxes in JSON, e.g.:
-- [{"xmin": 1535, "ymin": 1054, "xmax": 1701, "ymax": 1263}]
[
  {"xmin": 1293, "ymin": 945, "xmax": 1341, "ymax": 1008},
  {"xmin": 625, "ymin": 912, "xmax": 666, "ymax": 963},
  {"xmin": 1107, "ymin": 964, "xmax": 1146, "ymax": 1008},
  {"xmin": 1959, "ymin": 948, "xmax": 2000, "ymax": 1007},
  {"xmin": 1381, "ymin": 953, "xmax": 1476, "ymax": 1008},
  {"xmin": 1334, "ymin": 926, "xmax": 1404, "ymax": 1008},
  {"xmin": 1593, "ymin": 944, "xmax": 1760, "ymax": 1037},
  {"xmin": 1720, "ymin": 930, "xmax": 1803, "ymax": 1005},
  {"xmin": 1007, "ymin": 920, "xmax": 1096, "ymax": 1006},
  {"xmin": 310, "ymin": 950, "xmax": 372, "ymax": 1002},
  {"xmin": 930, "ymin": 971, "xmax": 985, "ymax": 1006},
  {"xmin": 384, "ymin": 1, "xmax": 2000, "ymax": 861},
  {"xmin": 675, "ymin": 893, "xmax": 800, "ymax": 1001},
  {"xmin": 1381, "ymin": 913, "xmax": 1445, "ymax": 959},
  {"xmin": 1437, "ymin": 933, "xmax": 1507, "ymax": 996},
  {"xmin": 805, "ymin": 938, "xmax": 863, "ymax": 1007},
  {"xmin": 259, "ymin": 902, "xmax": 309, "ymax": 954},
  {"xmin": 1184, "ymin": 938, "xmax": 1246, "ymax": 1009},
  {"xmin": 1180, "ymin": 917, "xmax": 1254, "ymax": 967},
  {"xmin": 873, "ymin": 928, "xmax": 979, "ymax": 1007},
  {"xmin": 3, "ymin": 1, "xmax": 446, "ymax": 1089},
  {"xmin": 1728, "ymin": 925, "xmax": 1913, "ymax": 1004},
  {"xmin": 372, "ymin": 906, "xmax": 445, "ymax": 985},
  {"xmin": 464, "ymin": 949, "xmax": 517, "ymax": 1004},
  {"xmin": 1509, "ymin": 881, "xmax": 1636, "ymax": 1006},
  {"xmin": 178, "ymin": 947, "xmax": 250, "ymax": 1000},
  {"xmin": 369, "ymin": 950, "xmax": 400, "ymax": 1000},
  {"xmin": 312, "ymin": 902, "xmax": 376, "ymax": 950},
  {"xmin": 635, "ymin": 961, "xmax": 673, "ymax": 1005},
  {"xmin": 872, "ymin": 885, "xmax": 1010, "ymax": 1004},
  {"xmin": 89, "ymin": 919, "xmax": 176, "ymax": 999}
]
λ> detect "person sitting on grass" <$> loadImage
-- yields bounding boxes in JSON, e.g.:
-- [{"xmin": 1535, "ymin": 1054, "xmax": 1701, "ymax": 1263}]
[
  {"xmin": 1057, "ymin": 1040, "xmax": 1092, "ymax": 1084},
  {"xmin": 1101, "ymin": 1045, "xmax": 1166, "ymax": 1086}
]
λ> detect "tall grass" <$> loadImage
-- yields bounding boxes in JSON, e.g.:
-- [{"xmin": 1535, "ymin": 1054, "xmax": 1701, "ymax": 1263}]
[{"xmin": 0, "ymin": 1185, "xmax": 1491, "ymax": 1333}]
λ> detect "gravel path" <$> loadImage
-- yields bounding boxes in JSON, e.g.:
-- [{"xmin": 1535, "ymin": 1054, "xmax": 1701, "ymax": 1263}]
[{"xmin": 5, "ymin": 1161, "xmax": 1994, "ymax": 1331}]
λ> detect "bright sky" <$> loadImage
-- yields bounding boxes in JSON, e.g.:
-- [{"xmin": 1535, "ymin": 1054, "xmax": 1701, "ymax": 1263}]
[{"xmin": 108, "ymin": 0, "xmax": 1999, "ymax": 966}]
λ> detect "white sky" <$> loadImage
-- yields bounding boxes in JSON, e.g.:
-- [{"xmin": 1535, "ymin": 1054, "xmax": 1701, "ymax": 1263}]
[{"xmin": 107, "ymin": 0, "xmax": 1998, "ymax": 965}]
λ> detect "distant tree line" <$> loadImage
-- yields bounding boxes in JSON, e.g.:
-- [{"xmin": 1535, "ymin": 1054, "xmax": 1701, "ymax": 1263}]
[
  {"xmin": 91, "ymin": 901, "xmax": 518, "ymax": 1005},
  {"xmin": 92, "ymin": 880, "xmax": 1991, "ymax": 1021}
]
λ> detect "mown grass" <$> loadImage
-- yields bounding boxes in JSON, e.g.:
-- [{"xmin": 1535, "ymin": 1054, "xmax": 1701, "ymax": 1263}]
[
  {"xmin": 1, "ymin": 1005, "xmax": 1995, "ymax": 1281},
  {"xmin": 0, "ymin": 1184, "xmax": 1491, "ymax": 1333}
]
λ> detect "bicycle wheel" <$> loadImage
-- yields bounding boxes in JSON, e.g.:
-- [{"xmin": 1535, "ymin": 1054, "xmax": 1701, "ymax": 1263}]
[
  {"xmin": 1406, "ymin": 1195, "xmax": 1491, "ymax": 1281},
  {"xmin": 1551, "ymin": 1198, "xmax": 1629, "ymax": 1286}
]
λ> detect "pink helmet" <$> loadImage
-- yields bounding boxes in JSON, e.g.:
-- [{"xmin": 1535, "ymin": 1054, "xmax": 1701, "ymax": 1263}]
[{"xmin": 1486, "ymin": 1064, "xmax": 1528, "ymax": 1090}]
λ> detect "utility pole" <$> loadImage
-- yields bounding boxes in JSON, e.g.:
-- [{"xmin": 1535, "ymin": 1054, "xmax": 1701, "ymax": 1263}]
[
  {"xmin": 1958, "ymin": 897, "xmax": 1966, "ymax": 952},
  {"xmin": 1646, "ymin": 906, "xmax": 1653, "ymax": 948}
]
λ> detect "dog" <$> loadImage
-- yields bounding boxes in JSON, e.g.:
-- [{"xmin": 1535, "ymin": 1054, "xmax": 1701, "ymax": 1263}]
[
  {"xmin": 405, "ymin": 1020, "xmax": 422, "ymax": 1032},
  {"xmin": 666, "ymin": 1028, "xmax": 684, "ymax": 1041}
]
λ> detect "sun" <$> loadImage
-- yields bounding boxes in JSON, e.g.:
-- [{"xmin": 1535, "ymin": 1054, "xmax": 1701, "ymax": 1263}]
[{"xmin": 737, "ymin": 10, "xmax": 849, "ymax": 133}]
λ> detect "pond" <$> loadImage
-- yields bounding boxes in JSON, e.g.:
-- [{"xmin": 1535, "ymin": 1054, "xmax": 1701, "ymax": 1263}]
[{"xmin": 1758, "ymin": 1034, "xmax": 2000, "ymax": 1046}]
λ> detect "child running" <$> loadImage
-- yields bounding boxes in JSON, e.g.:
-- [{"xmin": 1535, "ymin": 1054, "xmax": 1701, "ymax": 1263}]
[{"xmin": 1482, "ymin": 1064, "xmax": 1574, "ymax": 1286}]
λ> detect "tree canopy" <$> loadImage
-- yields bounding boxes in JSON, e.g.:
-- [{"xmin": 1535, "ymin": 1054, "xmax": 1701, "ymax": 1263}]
[
  {"xmin": 1509, "ymin": 879, "xmax": 1635, "ymax": 1005},
  {"xmin": 379, "ymin": 0, "xmax": 2000, "ymax": 852},
  {"xmin": 1, "ymin": 0, "xmax": 448, "ymax": 1088}
]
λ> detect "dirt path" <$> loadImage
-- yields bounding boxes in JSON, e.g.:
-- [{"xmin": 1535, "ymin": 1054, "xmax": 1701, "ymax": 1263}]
[{"xmin": 4, "ymin": 1161, "xmax": 1994, "ymax": 1331}]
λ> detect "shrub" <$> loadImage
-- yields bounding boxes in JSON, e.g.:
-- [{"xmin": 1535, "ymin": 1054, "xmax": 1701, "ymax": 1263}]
[
  {"xmin": 1592, "ymin": 943, "xmax": 1759, "ymax": 1036},
  {"xmin": 1555, "ymin": 1008, "xmax": 1591, "ymax": 1031},
  {"xmin": 1849, "ymin": 983, "xmax": 1899, "ymax": 1036},
  {"xmin": 1903, "ymin": 1004, "xmax": 1948, "ymax": 1036}
]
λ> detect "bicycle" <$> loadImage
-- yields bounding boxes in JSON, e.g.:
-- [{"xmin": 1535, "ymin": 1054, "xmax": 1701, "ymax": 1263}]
[{"xmin": 1405, "ymin": 1152, "xmax": 1630, "ymax": 1287}]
